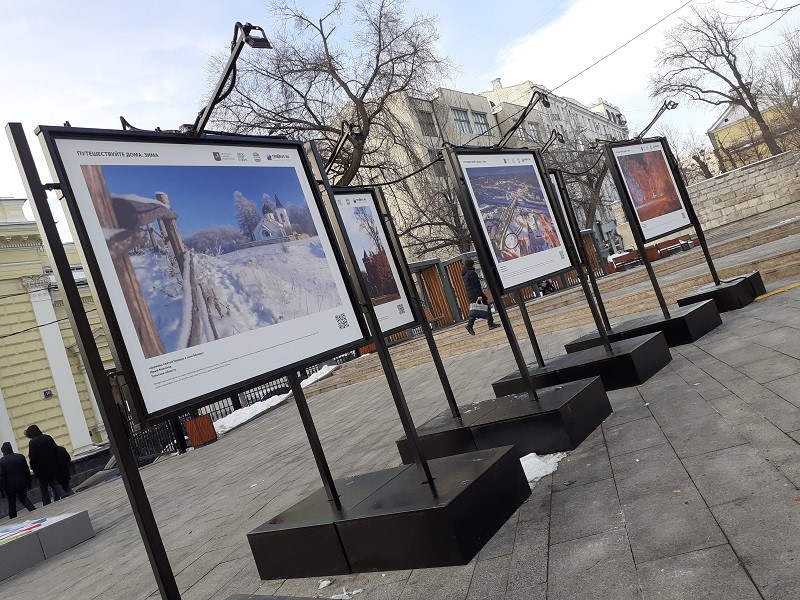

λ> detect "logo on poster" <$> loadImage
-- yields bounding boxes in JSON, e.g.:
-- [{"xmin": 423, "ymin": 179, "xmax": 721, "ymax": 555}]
[
  {"xmin": 237, "ymin": 153, "xmax": 247, "ymax": 162},
  {"xmin": 212, "ymin": 152, "xmax": 221, "ymax": 161},
  {"xmin": 253, "ymin": 152, "xmax": 261, "ymax": 163}
]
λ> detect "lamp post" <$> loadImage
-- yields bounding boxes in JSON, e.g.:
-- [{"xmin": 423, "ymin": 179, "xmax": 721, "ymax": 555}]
[
  {"xmin": 541, "ymin": 129, "xmax": 564, "ymax": 153},
  {"xmin": 186, "ymin": 22, "xmax": 272, "ymax": 136},
  {"xmin": 496, "ymin": 91, "xmax": 550, "ymax": 148},
  {"xmin": 636, "ymin": 100, "xmax": 678, "ymax": 140},
  {"xmin": 324, "ymin": 121, "xmax": 367, "ymax": 177}
]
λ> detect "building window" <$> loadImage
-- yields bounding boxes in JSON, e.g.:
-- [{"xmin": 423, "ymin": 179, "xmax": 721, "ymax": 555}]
[
  {"xmin": 472, "ymin": 112, "xmax": 490, "ymax": 136},
  {"xmin": 417, "ymin": 110, "xmax": 438, "ymax": 137},
  {"xmin": 527, "ymin": 123, "xmax": 538, "ymax": 141},
  {"xmin": 516, "ymin": 126, "xmax": 527, "ymax": 141},
  {"xmin": 452, "ymin": 108, "xmax": 472, "ymax": 134}
]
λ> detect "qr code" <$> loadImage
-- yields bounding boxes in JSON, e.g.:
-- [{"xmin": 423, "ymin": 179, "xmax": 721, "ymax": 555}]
[
  {"xmin": 397, "ymin": 304, "xmax": 405, "ymax": 315},
  {"xmin": 335, "ymin": 313, "xmax": 349, "ymax": 329}
]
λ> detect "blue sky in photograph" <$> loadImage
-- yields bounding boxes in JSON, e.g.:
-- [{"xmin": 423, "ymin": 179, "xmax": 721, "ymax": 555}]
[{"xmin": 101, "ymin": 164, "xmax": 306, "ymax": 236}]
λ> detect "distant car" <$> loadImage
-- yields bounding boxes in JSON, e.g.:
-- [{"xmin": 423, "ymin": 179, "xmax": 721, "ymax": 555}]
[{"xmin": 73, "ymin": 456, "xmax": 119, "ymax": 492}]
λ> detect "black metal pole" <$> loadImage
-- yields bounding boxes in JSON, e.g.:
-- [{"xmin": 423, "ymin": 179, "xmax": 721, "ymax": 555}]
[
  {"xmin": 287, "ymin": 370, "xmax": 341, "ymax": 507},
  {"xmin": 171, "ymin": 418, "xmax": 187, "ymax": 454},
  {"xmin": 307, "ymin": 142, "xmax": 435, "ymax": 486},
  {"xmin": 660, "ymin": 137, "xmax": 721, "ymax": 285},
  {"xmin": 373, "ymin": 188, "xmax": 460, "ymax": 419},
  {"xmin": 550, "ymin": 169, "xmax": 613, "ymax": 332},
  {"xmin": 512, "ymin": 290, "xmax": 545, "ymax": 367},
  {"xmin": 7, "ymin": 122, "xmax": 182, "ymax": 600},
  {"xmin": 441, "ymin": 146, "xmax": 539, "ymax": 403},
  {"xmin": 603, "ymin": 143, "xmax": 672, "ymax": 319},
  {"xmin": 536, "ymin": 155, "xmax": 612, "ymax": 352}
]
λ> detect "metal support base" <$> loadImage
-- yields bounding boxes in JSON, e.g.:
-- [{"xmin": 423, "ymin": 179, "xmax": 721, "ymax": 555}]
[
  {"xmin": 677, "ymin": 271, "xmax": 765, "ymax": 312},
  {"xmin": 493, "ymin": 332, "xmax": 671, "ymax": 397},
  {"xmin": 247, "ymin": 446, "xmax": 530, "ymax": 580},
  {"xmin": 396, "ymin": 377, "xmax": 610, "ymax": 463},
  {"xmin": 564, "ymin": 300, "xmax": 721, "ymax": 352}
]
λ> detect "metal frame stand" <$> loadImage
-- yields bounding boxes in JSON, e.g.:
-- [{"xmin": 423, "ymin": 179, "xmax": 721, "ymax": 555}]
[
  {"xmin": 307, "ymin": 141, "xmax": 434, "ymax": 486},
  {"xmin": 7, "ymin": 122, "xmax": 182, "ymax": 600},
  {"xmin": 373, "ymin": 188, "xmax": 460, "ymax": 419},
  {"xmin": 441, "ymin": 146, "xmax": 539, "ymax": 403}
]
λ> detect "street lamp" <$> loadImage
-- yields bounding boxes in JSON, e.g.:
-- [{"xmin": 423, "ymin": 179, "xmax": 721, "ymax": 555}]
[
  {"xmin": 185, "ymin": 22, "xmax": 272, "ymax": 136},
  {"xmin": 496, "ymin": 90, "xmax": 550, "ymax": 148},
  {"xmin": 541, "ymin": 129, "xmax": 564, "ymax": 153},
  {"xmin": 324, "ymin": 121, "xmax": 367, "ymax": 174},
  {"xmin": 636, "ymin": 99, "xmax": 678, "ymax": 140}
]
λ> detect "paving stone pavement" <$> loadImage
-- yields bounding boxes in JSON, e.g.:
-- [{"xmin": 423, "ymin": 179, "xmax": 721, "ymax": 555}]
[{"xmin": 2, "ymin": 280, "xmax": 800, "ymax": 600}]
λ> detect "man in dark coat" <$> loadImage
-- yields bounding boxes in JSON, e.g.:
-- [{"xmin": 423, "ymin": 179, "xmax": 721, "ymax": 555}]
[
  {"xmin": 461, "ymin": 259, "xmax": 500, "ymax": 335},
  {"xmin": 56, "ymin": 445, "xmax": 75, "ymax": 496},
  {"xmin": 0, "ymin": 441, "xmax": 36, "ymax": 519},
  {"xmin": 25, "ymin": 424, "xmax": 69, "ymax": 504}
]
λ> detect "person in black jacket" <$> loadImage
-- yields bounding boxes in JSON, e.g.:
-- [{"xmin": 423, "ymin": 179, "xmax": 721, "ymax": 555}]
[
  {"xmin": 0, "ymin": 441, "xmax": 36, "ymax": 519},
  {"xmin": 55, "ymin": 445, "xmax": 74, "ymax": 496},
  {"xmin": 25, "ymin": 424, "xmax": 69, "ymax": 504},
  {"xmin": 461, "ymin": 259, "xmax": 500, "ymax": 335}
]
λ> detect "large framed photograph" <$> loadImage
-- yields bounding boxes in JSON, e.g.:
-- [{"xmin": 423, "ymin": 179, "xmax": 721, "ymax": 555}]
[
  {"xmin": 332, "ymin": 189, "xmax": 415, "ymax": 335},
  {"xmin": 609, "ymin": 139, "xmax": 691, "ymax": 242},
  {"xmin": 37, "ymin": 127, "xmax": 365, "ymax": 421},
  {"xmin": 456, "ymin": 150, "xmax": 571, "ymax": 292}
]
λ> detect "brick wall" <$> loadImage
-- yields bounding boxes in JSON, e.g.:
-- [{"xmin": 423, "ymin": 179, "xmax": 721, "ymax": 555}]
[{"xmin": 686, "ymin": 152, "xmax": 800, "ymax": 230}]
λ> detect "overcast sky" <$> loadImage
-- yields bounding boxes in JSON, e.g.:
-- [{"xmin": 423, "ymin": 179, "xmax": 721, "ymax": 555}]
[{"xmin": 0, "ymin": 0, "xmax": 793, "ymax": 202}]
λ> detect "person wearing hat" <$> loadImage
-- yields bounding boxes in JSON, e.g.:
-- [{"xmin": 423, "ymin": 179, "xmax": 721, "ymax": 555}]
[
  {"xmin": 0, "ymin": 441, "xmax": 36, "ymax": 519},
  {"xmin": 461, "ymin": 259, "xmax": 501, "ymax": 335},
  {"xmin": 25, "ymin": 424, "xmax": 69, "ymax": 505}
]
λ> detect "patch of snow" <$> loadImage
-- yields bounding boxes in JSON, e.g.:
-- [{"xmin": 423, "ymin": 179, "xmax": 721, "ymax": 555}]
[
  {"xmin": 212, "ymin": 364, "xmax": 340, "ymax": 436},
  {"xmin": 520, "ymin": 452, "xmax": 566, "ymax": 488},
  {"xmin": 319, "ymin": 579, "xmax": 332, "ymax": 589},
  {"xmin": 132, "ymin": 237, "xmax": 341, "ymax": 353},
  {"xmin": 301, "ymin": 364, "xmax": 338, "ymax": 388},
  {"xmin": 330, "ymin": 588, "xmax": 363, "ymax": 599},
  {"xmin": 213, "ymin": 392, "xmax": 289, "ymax": 436}
]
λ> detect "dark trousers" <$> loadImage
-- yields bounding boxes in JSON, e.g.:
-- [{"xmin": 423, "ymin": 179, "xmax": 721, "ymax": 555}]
[
  {"xmin": 467, "ymin": 294, "xmax": 496, "ymax": 328},
  {"xmin": 7, "ymin": 490, "xmax": 36, "ymax": 519},
  {"xmin": 39, "ymin": 478, "xmax": 68, "ymax": 505}
]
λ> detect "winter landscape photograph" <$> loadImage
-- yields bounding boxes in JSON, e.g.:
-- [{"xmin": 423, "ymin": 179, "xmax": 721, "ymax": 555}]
[
  {"xmin": 465, "ymin": 164, "xmax": 562, "ymax": 263},
  {"xmin": 82, "ymin": 163, "xmax": 341, "ymax": 358}
]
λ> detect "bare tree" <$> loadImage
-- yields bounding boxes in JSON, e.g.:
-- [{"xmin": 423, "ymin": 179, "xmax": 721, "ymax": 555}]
[
  {"xmin": 654, "ymin": 123, "xmax": 716, "ymax": 184},
  {"xmin": 211, "ymin": 0, "xmax": 448, "ymax": 187},
  {"xmin": 651, "ymin": 6, "xmax": 782, "ymax": 156},
  {"xmin": 764, "ymin": 26, "xmax": 800, "ymax": 152},
  {"xmin": 354, "ymin": 206, "xmax": 384, "ymax": 251}
]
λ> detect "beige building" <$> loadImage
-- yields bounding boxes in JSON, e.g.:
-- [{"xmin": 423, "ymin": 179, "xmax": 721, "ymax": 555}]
[{"xmin": 0, "ymin": 197, "xmax": 108, "ymax": 457}]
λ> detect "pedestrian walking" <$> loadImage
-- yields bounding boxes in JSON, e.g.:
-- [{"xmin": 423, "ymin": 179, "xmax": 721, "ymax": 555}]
[
  {"xmin": 0, "ymin": 441, "xmax": 36, "ymax": 519},
  {"xmin": 461, "ymin": 259, "xmax": 501, "ymax": 335},
  {"xmin": 56, "ymin": 445, "xmax": 75, "ymax": 497},
  {"xmin": 24, "ymin": 425, "xmax": 69, "ymax": 504}
]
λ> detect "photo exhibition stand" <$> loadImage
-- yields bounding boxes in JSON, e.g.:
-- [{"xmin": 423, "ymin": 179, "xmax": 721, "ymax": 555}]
[
  {"xmin": 329, "ymin": 182, "xmax": 461, "ymax": 421},
  {"xmin": 564, "ymin": 137, "xmax": 737, "ymax": 354},
  {"xmin": 7, "ymin": 123, "xmax": 182, "ymax": 600},
  {"xmin": 441, "ymin": 146, "xmax": 670, "ymax": 405},
  {"xmin": 246, "ymin": 141, "xmax": 531, "ymax": 580},
  {"xmin": 394, "ymin": 145, "xmax": 617, "ymax": 464}
]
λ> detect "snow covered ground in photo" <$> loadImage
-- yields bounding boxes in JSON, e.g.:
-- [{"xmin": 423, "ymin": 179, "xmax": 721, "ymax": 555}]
[
  {"xmin": 212, "ymin": 364, "xmax": 340, "ymax": 435},
  {"xmin": 130, "ymin": 237, "xmax": 340, "ymax": 352}
]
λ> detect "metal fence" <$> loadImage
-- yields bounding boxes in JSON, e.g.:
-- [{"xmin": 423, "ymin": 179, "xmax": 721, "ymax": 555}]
[{"xmin": 114, "ymin": 350, "xmax": 358, "ymax": 462}]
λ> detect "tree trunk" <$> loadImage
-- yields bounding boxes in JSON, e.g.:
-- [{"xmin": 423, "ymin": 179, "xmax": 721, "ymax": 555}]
[{"xmin": 691, "ymin": 154, "xmax": 714, "ymax": 179}]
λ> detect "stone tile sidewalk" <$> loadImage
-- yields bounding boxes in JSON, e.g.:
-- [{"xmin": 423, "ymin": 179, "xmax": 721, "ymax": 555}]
[{"xmin": 2, "ymin": 281, "xmax": 800, "ymax": 599}]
